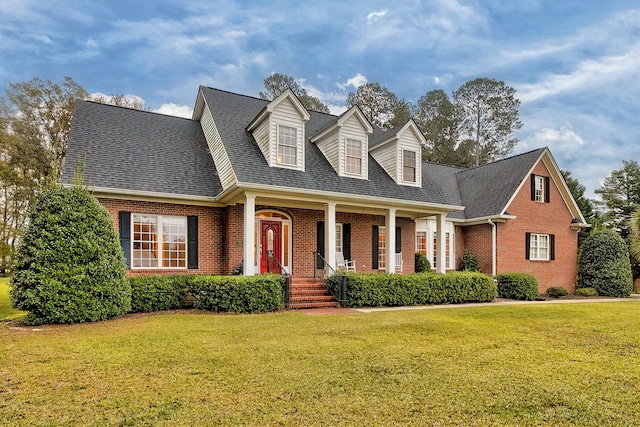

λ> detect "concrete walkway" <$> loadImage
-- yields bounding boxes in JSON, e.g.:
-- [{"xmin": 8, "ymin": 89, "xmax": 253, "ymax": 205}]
[{"xmin": 298, "ymin": 294, "xmax": 640, "ymax": 315}]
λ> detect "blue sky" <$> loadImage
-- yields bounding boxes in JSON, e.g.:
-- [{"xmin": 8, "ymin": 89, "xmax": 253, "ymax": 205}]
[{"xmin": 1, "ymin": 0, "xmax": 638, "ymax": 199}]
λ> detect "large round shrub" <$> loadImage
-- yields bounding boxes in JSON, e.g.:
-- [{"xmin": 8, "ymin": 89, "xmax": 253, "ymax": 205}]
[
  {"xmin": 577, "ymin": 230, "xmax": 633, "ymax": 297},
  {"xmin": 10, "ymin": 185, "xmax": 130, "ymax": 324},
  {"xmin": 495, "ymin": 272, "xmax": 538, "ymax": 300}
]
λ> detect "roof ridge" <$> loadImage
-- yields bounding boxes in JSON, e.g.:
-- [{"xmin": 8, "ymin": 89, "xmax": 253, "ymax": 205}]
[
  {"xmin": 78, "ymin": 99, "xmax": 196, "ymax": 122},
  {"xmin": 460, "ymin": 147, "xmax": 547, "ymax": 172}
]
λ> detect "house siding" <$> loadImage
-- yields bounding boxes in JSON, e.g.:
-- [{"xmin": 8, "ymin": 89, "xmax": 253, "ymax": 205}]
[
  {"xmin": 497, "ymin": 161, "xmax": 578, "ymax": 293},
  {"xmin": 99, "ymin": 198, "xmax": 225, "ymax": 276},
  {"xmin": 370, "ymin": 142, "xmax": 397, "ymax": 182},
  {"xmin": 271, "ymin": 98, "xmax": 305, "ymax": 170},
  {"xmin": 200, "ymin": 103, "xmax": 236, "ymax": 189},
  {"xmin": 397, "ymin": 130, "xmax": 422, "ymax": 187},
  {"xmin": 340, "ymin": 114, "xmax": 369, "ymax": 179},
  {"xmin": 252, "ymin": 116, "xmax": 271, "ymax": 165},
  {"xmin": 315, "ymin": 128, "xmax": 340, "ymax": 173}
]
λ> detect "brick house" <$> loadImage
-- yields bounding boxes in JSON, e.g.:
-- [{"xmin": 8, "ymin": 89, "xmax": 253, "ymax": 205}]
[{"xmin": 62, "ymin": 86, "xmax": 588, "ymax": 294}]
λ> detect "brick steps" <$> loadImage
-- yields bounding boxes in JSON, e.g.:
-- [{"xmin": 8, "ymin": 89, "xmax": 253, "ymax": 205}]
[{"xmin": 287, "ymin": 277, "xmax": 340, "ymax": 309}]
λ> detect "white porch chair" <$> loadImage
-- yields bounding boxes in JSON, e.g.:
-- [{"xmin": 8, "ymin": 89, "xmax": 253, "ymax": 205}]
[
  {"xmin": 395, "ymin": 252, "xmax": 403, "ymax": 273},
  {"xmin": 336, "ymin": 252, "xmax": 356, "ymax": 272}
]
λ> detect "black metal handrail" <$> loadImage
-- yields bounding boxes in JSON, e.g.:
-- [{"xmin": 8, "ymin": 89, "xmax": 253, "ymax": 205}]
[
  {"xmin": 313, "ymin": 251, "xmax": 348, "ymax": 305},
  {"xmin": 267, "ymin": 254, "xmax": 291, "ymax": 307}
]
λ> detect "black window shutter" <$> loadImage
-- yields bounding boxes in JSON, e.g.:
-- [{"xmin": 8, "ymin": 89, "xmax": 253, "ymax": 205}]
[
  {"xmin": 395, "ymin": 226, "xmax": 401, "ymax": 254},
  {"xmin": 530, "ymin": 174, "xmax": 536, "ymax": 201},
  {"xmin": 525, "ymin": 232, "xmax": 531, "ymax": 260},
  {"xmin": 119, "ymin": 211, "xmax": 131, "ymax": 269},
  {"xmin": 545, "ymin": 176, "xmax": 551, "ymax": 203},
  {"xmin": 549, "ymin": 234, "xmax": 555, "ymax": 260},
  {"xmin": 316, "ymin": 221, "xmax": 325, "ymax": 267},
  {"xmin": 187, "ymin": 216, "xmax": 198, "ymax": 269},
  {"xmin": 372, "ymin": 226, "xmax": 379, "ymax": 269},
  {"xmin": 343, "ymin": 223, "xmax": 351, "ymax": 260}
]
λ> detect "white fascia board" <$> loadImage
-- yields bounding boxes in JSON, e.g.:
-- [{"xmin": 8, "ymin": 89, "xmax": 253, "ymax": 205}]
[
  {"xmin": 338, "ymin": 106, "xmax": 374, "ymax": 133},
  {"xmin": 63, "ymin": 183, "xmax": 223, "ymax": 207},
  {"xmin": 230, "ymin": 181, "xmax": 464, "ymax": 213}
]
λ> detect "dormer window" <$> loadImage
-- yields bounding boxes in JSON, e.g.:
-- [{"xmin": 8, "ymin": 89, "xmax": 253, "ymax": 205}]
[
  {"xmin": 402, "ymin": 150, "xmax": 417, "ymax": 183},
  {"xmin": 345, "ymin": 139, "xmax": 363, "ymax": 175},
  {"xmin": 277, "ymin": 125, "xmax": 297, "ymax": 166}
]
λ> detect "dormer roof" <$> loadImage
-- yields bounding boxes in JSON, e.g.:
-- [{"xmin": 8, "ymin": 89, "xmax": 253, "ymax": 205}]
[
  {"xmin": 246, "ymin": 89, "xmax": 310, "ymax": 132},
  {"xmin": 369, "ymin": 119, "xmax": 427, "ymax": 150},
  {"xmin": 310, "ymin": 105, "xmax": 373, "ymax": 143}
]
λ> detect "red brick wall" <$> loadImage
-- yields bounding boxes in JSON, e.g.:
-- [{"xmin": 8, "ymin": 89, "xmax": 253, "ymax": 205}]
[
  {"xmin": 99, "ymin": 199, "xmax": 224, "ymax": 276},
  {"xmin": 458, "ymin": 224, "xmax": 493, "ymax": 275},
  {"xmin": 227, "ymin": 204, "xmax": 415, "ymax": 277},
  {"xmin": 496, "ymin": 162, "xmax": 579, "ymax": 293}
]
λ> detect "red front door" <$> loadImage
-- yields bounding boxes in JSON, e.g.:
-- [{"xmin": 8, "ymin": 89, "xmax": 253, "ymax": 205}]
[{"xmin": 260, "ymin": 221, "xmax": 282, "ymax": 273}]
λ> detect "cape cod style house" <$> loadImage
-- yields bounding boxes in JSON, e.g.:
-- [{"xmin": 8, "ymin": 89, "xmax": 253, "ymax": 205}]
[{"xmin": 61, "ymin": 86, "xmax": 589, "ymax": 299}]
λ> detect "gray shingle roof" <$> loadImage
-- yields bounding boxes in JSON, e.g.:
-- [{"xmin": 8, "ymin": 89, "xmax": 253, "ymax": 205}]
[
  {"xmin": 62, "ymin": 100, "xmax": 222, "ymax": 198},
  {"xmin": 456, "ymin": 148, "xmax": 546, "ymax": 218},
  {"xmin": 62, "ymin": 88, "xmax": 549, "ymax": 220},
  {"xmin": 200, "ymin": 87, "xmax": 461, "ymax": 207}
]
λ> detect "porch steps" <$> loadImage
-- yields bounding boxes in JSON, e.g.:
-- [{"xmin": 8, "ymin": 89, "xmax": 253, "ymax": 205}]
[{"xmin": 288, "ymin": 277, "xmax": 340, "ymax": 309}]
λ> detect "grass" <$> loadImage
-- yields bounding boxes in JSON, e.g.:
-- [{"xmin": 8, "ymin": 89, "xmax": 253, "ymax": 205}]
[
  {"xmin": 1, "ymin": 281, "xmax": 639, "ymax": 426},
  {"xmin": 0, "ymin": 277, "xmax": 25, "ymax": 321}
]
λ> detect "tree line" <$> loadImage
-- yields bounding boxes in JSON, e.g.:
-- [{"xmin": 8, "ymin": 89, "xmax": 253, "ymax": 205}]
[{"xmin": 260, "ymin": 73, "xmax": 523, "ymax": 168}]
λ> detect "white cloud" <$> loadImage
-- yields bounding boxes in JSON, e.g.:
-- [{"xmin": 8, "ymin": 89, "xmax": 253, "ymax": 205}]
[
  {"xmin": 518, "ymin": 42, "xmax": 640, "ymax": 103},
  {"xmin": 366, "ymin": 9, "xmax": 388, "ymax": 24},
  {"xmin": 344, "ymin": 73, "xmax": 367, "ymax": 89},
  {"xmin": 153, "ymin": 103, "xmax": 193, "ymax": 118},
  {"xmin": 434, "ymin": 77, "xmax": 441, "ymax": 84},
  {"xmin": 520, "ymin": 126, "xmax": 585, "ymax": 151}
]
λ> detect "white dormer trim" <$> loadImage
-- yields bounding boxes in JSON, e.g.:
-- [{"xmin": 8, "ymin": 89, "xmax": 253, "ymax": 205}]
[
  {"xmin": 369, "ymin": 119, "xmax": 425, "ymax": 188},
  {"xmin": 246, "ymin": 89, "xmax": 310, "ymax": 172},
  {"xmin": 311, "ymin": 106, "xmax": 373, "ymax": 180},
  {"xmin": 247, "ymin": 89, "xmax": 310, "ymax": 132}
]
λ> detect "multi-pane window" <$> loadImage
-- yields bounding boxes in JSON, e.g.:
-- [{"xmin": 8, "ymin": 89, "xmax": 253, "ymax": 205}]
[
  {"xmin": 378, "ymin": 226, "xmax": 386, "ymax": 269},
  {"xmin": 535, "ymin": 175, "xmax": 545, "ymax": 202},
  {"xmin": 416, "ymin": 231, "xmax": 427, "ymax": 256},
  {"xmin": 345, "ymin": 139, "xmax": 362, "ymax": 175},
  {"xmin": 335, "ymin": 223, "xmax": 343, "ymax": 254},
  {"xmin": 132, "ymin": 214, "xmax": 186, "ymax": 268},
  {"xmin": 529, "ymin": 233, "xmax": 549, "ymax": 260},
  {"xmin": 277, "ymin": 125, "xmax": 297, "ymax": 166},
  {"xmin": 402, "ymin": 150, "xmax": 417, "ymax": 183},
  {"xmin": 432, "ymin": 231, "xmax": 452, "ymax": 269}
]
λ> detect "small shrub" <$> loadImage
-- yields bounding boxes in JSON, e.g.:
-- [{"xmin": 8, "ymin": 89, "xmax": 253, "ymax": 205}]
[
  {"xmin": 129, "ymin": 275, "xmax": 189, "ymax": 313},
  {"xmin": 189, "ymin": 274, "xmax": 284, "ymax": 313},
  {"xmin": 415, "ymin": 253, "xmax": 431, "ymax": 273},
  {"xmin": 495, "ymin": 272, "xmax": 538, "ymax": 301},
  {"xmin": 576, "ymin": 287, "xmax": 598, "ymax": 297},
  {"xmin": 546, "ymin": 287, "xmax": 568, "ymax": 298},
  {"xmin": 10, "ymin": 186, "xmax": 130, "ymax": 325},
  {"xmin": 458, "ymin": 250, "xmax": 480, "ymax": 272},
  {"xmin": 578, "ymin": 230, "xmax": 633, "ymax": 297}
]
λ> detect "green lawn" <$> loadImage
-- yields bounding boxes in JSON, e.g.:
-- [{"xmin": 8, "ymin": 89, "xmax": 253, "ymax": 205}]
[
  {"xmin": 0, "ymin": 277, "xmax": 25, "ymax": 321},
  {"xmin": 1, "ymin": 281, "xmax": 639, "ymax": 426}
]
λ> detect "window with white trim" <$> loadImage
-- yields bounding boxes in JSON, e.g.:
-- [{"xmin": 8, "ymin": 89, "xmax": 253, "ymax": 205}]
[
  {"xmin": 277, "ymin": 125, "xmax": 297, "ymax": 166},
  {"xmin": 335, "ymin": 223, "xmax": 343, "ymax": 254},
  {"xmin": 132, "ymin": 214, "xmax": 187, "ymax": 268},
  {"xmin": 529, "ymin": 233, "xmax": 549, "ymax": 260},
  {"xmin": 345, "ymin": 139, "xmax": 362, "ymax": 175},
  {"xmin": 402, "ymin": 150, "xmax": 417, "ymax": 183},
  {"xmin": 535, "ymin": 175, "xmax": 545, "ymax": 202},
  {"xmin": 378, "ymin": 226, "xmax": 386, "ymax": 269},
  {"xmin": 416, "ymin": 231, "xmax": 427, "ymax": 256}
]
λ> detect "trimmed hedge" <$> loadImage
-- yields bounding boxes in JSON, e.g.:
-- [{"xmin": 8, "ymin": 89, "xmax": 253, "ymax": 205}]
[
  {"xmin": 129, "ymin": 275, "xmax": 190, "ymax": 313},
  {"xmin": 495, "ymin": 273, "xmax": 538, "ymax": 301},
  {"xmin": 576, "ymin": 287, "xmax": 598, "ymax": 297},
  {"xmin": 415, "ymin": 253, "xmax": 431, "ymax": 273},
  {"xmin": 189, "ymin": 274, "xmax": 284, "ymax": 313},
  {"xmin": 578, "ymin": 230, "xmax": 633, "ymax": 297},
  {"xmin": 327, "ymin": 271, "xmax": 497, "ymax": 308}
]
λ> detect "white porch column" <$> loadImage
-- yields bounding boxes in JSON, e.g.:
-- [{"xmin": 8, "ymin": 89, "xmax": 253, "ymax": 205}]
[
  {"xmin": 325, "ymin": 202, "xmax": 337, "ymax": 270},
  {"xmin": 243, "ymin": 194, "xmax": 255, "ymax": 276},
  {"xmin": 435, "ymin": 213, "xmax": 447, "ymax": 274},
  {"xmin": 386, "ymin": 208, "xmax": 396, "ymax": 274}
]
